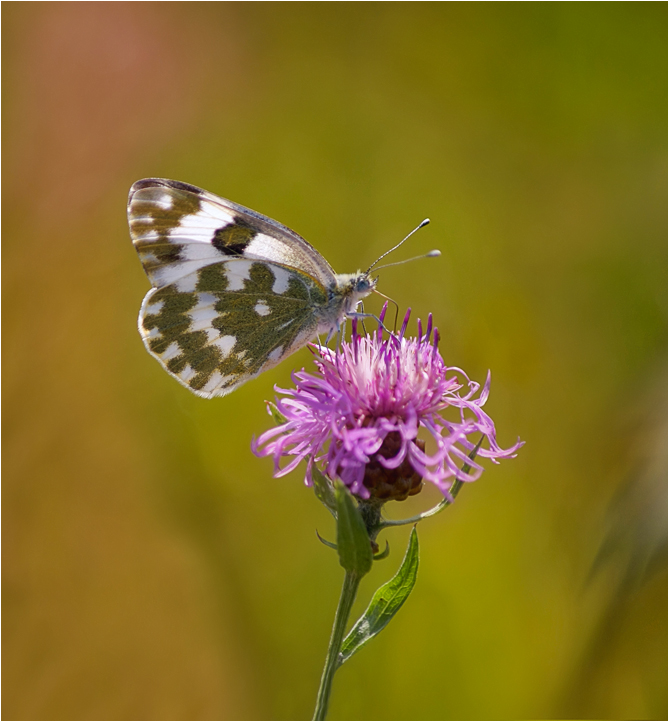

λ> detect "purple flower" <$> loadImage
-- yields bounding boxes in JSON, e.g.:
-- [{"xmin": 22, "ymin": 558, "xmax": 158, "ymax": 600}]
[{"xmin": 252, "ymin": 307, "xmax": 523, "ymax": 502}]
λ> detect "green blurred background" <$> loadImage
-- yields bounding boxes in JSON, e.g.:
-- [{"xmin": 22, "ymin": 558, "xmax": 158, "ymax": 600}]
[{"xmin": 3, "ymin": 3, "xmax": 666, "ymax": 720}]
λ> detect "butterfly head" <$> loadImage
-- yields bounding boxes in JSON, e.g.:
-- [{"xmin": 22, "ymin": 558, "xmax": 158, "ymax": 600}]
[
  {"xmin": 353, "ymin": 271, "xmax": 378, "ymax": 297},
  {"xmin": 333, "ymin": 271, "xmax": 377, "ymax": 314}
]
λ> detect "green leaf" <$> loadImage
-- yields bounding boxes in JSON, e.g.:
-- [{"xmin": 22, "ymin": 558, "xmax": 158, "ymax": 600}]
[
  {"xmin": 335, "ymin": 481, "xmax": 373, "ymax": 576},
  {"xmin": 315, "ymin": 529, "xmax": 338, "ymax": 551},
  {"xmin": 373, "ymin": 540, "xmax": 390, "ymax": 561},
  {"xmin": 312, "ymin": 466, "xmax": 337, "ymax": 516},
  {"xmin": 266, "ymin": 400, "xmax": 287, "ymax": 425},
  {"xmin": 339, "ymin": 526, "xmax": 419, "ymax": 666}
]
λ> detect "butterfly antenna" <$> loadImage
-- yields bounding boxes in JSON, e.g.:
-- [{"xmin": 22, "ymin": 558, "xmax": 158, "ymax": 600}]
[
  {"xmin": 372, "ymin": 249, "xmax": 441, "ymax": 272},
  {"xmin": 366, "ymin": 218, "xmax": 431, "ymax": 274}
]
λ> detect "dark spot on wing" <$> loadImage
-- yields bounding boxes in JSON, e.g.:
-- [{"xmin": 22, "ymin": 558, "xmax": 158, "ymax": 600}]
[
  {"xmin": 212, "ymin": 218, "xmax": 256, "ymax": 256},
  {"xmin": 137, "ymin": 241, "xmax": 184, "ymax": 274}
]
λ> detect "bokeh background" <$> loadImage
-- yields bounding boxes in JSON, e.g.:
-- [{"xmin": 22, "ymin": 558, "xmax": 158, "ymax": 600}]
[{"xmin": 3, "ymin": 3, "xmax": 666, "ymax": 720}]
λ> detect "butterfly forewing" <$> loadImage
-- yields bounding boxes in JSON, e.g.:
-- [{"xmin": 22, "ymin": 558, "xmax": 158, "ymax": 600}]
[{"xmin": 129, "ymin": 179, "xmax": 336, "ymax": 289}]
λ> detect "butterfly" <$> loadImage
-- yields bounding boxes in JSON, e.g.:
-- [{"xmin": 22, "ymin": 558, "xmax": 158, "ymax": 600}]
[{"xmin": 128, "ymin": 178, "xmax": 393, "ymax": 398}]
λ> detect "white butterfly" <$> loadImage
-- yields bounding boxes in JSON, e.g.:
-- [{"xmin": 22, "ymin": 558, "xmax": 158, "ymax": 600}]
[{"xmin": 129, "ymin": 179, "xmax": 430, "ymax": 398}]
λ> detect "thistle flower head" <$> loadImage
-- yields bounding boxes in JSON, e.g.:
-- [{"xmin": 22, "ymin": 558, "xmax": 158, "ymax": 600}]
[{"xmin": 253, "ymin": 307, "xmax": 523, "ymax": 502}]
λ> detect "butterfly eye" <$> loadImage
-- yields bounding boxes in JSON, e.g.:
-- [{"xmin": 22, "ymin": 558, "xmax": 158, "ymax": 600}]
[{"xmin": 355, "ymin": 276, "xmax": 374, "ymax": 293}]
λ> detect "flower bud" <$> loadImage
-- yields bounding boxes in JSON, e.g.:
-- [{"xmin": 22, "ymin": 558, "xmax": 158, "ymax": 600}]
[{"xmin": 362, "ymin": 433, "xmax": 425, "ymax": 502}]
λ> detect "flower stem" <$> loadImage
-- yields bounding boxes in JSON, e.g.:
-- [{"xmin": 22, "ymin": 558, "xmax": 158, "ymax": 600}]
[{"xmin": 312, "ymin": 570, "xmax": 361, "ymax": 720}]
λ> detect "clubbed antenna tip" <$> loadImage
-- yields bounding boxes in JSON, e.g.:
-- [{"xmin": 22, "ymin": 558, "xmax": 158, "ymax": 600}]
[{"xmin": 366, "ymin": 217, "xmax": 432, "ymax": 273}]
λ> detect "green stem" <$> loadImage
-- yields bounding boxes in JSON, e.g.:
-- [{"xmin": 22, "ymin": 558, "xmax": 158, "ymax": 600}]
[{"xmin": 312, "ymin": 570, "xmax": 361, "ymax": 720}]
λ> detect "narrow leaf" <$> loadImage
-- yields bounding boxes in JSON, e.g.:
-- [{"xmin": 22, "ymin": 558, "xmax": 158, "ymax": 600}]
[
  {"xmin": 373, "ymin": 540, "xmax": 390, "ymax": 561},
  {"xmin": 312, "ymin": 466, "xmax": 337, "ymax": 516},
  {"xmin": 316, "ymin": 529, "xmax": 338, "ymax": 551},
  {"xmin": 266, "ymin": 400, "xmax": 287, "ymax": 425},
  {"xmin": 335, "ymin": 481, "xmax": 373, "ymax": 576},
  {"xmin": 339, "ymin": 526, "xmax": 419, "ymax": 666},
  {"xmin": 379, "ymin": 437, "xmax": 485, "ymax": 529}
]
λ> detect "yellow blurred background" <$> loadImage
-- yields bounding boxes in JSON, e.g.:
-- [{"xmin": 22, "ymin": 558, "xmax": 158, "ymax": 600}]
[{"xmin": 3, "ymin": 3, "xmax": 666, "ymax": 720}]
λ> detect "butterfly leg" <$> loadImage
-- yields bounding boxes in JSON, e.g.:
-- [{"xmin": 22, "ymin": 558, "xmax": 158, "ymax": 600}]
[
  {"xmin": 358, "ymin": 301, "xmax": 369, "ymax": 336},
  {"xmin": 347, "ymin": 311, "xmax": 392, "ymax": 337},
  {"xmin": 372, "ymin": 289, "xmax": 400, "ymax": 332}
]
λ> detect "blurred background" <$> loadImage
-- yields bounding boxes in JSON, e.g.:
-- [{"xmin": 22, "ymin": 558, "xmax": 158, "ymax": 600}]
[{"xmin": 3, "ymin": 3, "xmax": 666, "ymax": 720}]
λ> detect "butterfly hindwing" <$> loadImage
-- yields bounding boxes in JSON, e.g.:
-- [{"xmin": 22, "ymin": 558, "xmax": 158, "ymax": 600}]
[{"xmin": 139, "ymin": 257, "xmax": 329, "ymax": 398}]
